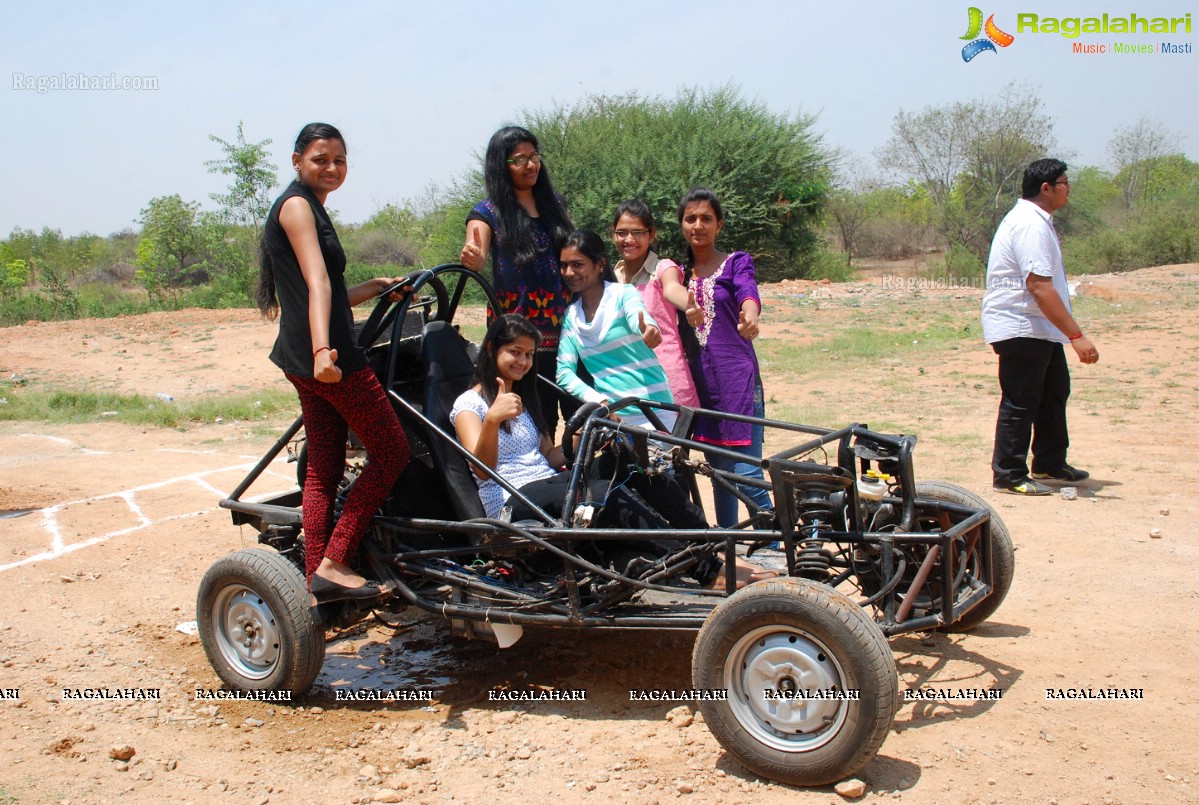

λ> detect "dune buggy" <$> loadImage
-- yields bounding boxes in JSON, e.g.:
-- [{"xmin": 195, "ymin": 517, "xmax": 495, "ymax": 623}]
[{"xmin": 198, "ymin": 264, "xmax": 1014, "ymax": 787}]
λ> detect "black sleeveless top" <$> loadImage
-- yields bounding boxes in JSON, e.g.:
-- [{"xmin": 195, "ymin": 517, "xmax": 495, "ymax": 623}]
[{"xmin": 263, "ymin": 180, "xmax": 366, "ymax": 378}]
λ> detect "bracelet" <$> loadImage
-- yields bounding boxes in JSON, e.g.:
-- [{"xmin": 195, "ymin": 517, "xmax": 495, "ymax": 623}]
[
  {"xmin": 1068, "ymin": 332, "xmax": 1084, "ymax": 341},
  {"xmin": 313, "ymin": 345, "xmax": 332, "ymax": 356}
]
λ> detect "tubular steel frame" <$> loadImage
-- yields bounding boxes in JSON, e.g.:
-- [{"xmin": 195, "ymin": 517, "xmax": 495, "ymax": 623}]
[{"xmin": 220, "ymin": 264, "xmax": 998, "ymax": 639}]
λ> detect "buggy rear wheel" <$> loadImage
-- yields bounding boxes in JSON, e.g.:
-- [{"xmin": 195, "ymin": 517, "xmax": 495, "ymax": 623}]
[
  {"xmin": 914, "ymin": 481, "xmax": 1015, "ymax": 632},
  {"xmin": 197, "ymin": 549, "xmax": 325, "ymax": 693},
  {"xmin": 691, "ymin": 578, "xmax": 897, "ymax": 787}
]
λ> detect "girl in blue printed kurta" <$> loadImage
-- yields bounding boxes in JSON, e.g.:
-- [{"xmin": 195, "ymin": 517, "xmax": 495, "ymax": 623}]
[
  {"xmin": 555, "ymin": 230, "xmax": 677, "ymax": 433},
  {"xmin": 460, "ymin": 127, "xmax": 575, "ymax": 434}
]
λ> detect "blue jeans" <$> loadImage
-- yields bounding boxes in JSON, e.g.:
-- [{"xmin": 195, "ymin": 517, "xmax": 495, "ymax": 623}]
[{"xmin": 710, "ymin": 385, "xmax": 773, "ymax": 527}]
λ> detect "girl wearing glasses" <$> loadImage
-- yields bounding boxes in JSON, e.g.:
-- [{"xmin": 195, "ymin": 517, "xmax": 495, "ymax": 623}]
[
  {"xmin": 610, "ymin": 200, "xmax": 700, "ymax": 408},
  {"xmin": 460, "ymin": 126, "xmax": 575, "ymax": 433}
]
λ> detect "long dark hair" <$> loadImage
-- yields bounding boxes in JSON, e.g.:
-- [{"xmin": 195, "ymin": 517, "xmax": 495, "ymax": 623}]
[
  {"xmin": 676, "ymin": 187, "xmax": 725, "ymax": 270},
  {"xmin": 562, "ymin": 230, "xmax": 617, "ymax": 286},
  {"xmin": 256, "ymin": 123, "xmax": 347, "ymax": 318},
  {"xmin": 474, "ymin": 314, "xmax": 548, "ymax": 436},
  {"xmin": 484, "ymin": 126, "xmax": 573, "ymax": 266}
]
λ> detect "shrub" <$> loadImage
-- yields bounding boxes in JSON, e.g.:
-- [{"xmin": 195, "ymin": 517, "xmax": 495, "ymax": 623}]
[
  {"xmin": 805, "ymin": 248, "xmax": 857, "ymax": 283},
  {"xmin": 520, "ymin": 85, "xmax": 831, "ymax": 279}
]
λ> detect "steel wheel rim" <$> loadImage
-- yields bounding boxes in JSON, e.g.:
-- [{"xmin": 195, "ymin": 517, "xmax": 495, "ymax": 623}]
[
  {"xmin": 724, "ymin": 625, "xmax": 850, "ymax": 753},
  {"xmin": 212, "ymin": 583, "xmax": 282, "ymax": 681}
]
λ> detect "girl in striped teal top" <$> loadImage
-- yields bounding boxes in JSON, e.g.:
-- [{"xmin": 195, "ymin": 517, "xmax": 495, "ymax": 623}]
[{"xmin": 556, "ymin": 230, "xmax": 677, "ymax": 433}]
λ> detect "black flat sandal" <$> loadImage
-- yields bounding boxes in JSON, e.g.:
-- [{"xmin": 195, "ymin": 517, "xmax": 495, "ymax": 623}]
[{"xmin": 310, "ymin": 575, "xmax": 390, "ymax": 604}]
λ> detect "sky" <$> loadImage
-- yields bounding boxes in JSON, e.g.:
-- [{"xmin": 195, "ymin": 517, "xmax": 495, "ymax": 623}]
[{"xmin": 3, "ymin": 0, "xmax": 1196, "ymax": 236}]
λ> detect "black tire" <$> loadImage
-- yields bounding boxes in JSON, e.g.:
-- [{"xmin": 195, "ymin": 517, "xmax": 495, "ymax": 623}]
[
  {"xmin": 196, "ymin": 549, "xmax": 325, "ymax": 694},
  {"xmin": 691, "ymin": 577, "xmax": 898, "ymax": 787},
  {"xmin": 914, "ymin": 480, "xmax": 1015, "ymax": 632}
]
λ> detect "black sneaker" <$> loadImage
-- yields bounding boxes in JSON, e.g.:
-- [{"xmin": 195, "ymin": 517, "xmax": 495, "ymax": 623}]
[
  {"xmin": 994, "ymin": 479, "xmax": 1053, "ymax": 496},
  {"xmin": 1032, "ymin": 464, "xmax": 1090, "ymax": 482}
]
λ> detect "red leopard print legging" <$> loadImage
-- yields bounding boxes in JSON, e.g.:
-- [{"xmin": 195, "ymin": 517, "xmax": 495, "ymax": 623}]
[{"xmin": 287, "ymin": 367, "xmax": 409, "ymax": 585}]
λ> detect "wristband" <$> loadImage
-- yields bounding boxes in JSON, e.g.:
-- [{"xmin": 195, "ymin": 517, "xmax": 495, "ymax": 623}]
[
  {"xmin": 1068, "ymin": 332, "xmax": 1083, "ymax": 342},
  {"xmin": 313, "ymin": 345, "xmax": 333, "ymax": 356}
]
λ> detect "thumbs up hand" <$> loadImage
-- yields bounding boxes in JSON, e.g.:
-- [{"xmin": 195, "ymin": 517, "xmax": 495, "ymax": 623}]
[
  {"xmin": 638, "ymin": 310, "xmax": 662, "ymax": 348},
  {"xmin": 685, "ymin": 289, "xmax": 703, "ymax": 328},
  {"xmin": 314, "ymin": 347, "xmax": 343, "ymax": 383},
  {"xmin": 487, "ymin": 376, "xmax": 524, "ymax": 423},
  {"xmin": 736, "ymin": 307, "xmax": 759, "ymax": 341},
  {"xmin": 460, "ymin": 226, "xmax": 485, "ymax": 270}
]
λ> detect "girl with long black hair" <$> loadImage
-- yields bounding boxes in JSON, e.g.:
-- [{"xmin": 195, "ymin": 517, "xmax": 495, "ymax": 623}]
[
  {"xmin": 460, "ymin": 126, "xmax": 575, "ymax": 432},
  {"xmin": 258, "ymin": 122, "xmax": 410, "ymax": 603},
  {"xmin": 676, "ymin": 187, "xmax": 772, "ymax": 528}
]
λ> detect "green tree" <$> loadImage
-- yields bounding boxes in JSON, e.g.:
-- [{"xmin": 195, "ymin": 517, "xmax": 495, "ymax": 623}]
[
  {"xmin": 205, "ymin": 122, "xmax": 278, "ymax": 229},
  {"xmin": 136, "ymin": 195, "xmax": 204, "ymax": 302},
  {"xmin": 2, "ymin": 259, "xmax": 28, "ymax": 297},
  {"xmin": 347, "ymin": 203, "xmax": 423, "ymax": 266},
  {"xmin": 5, "ymin": 226, "xmax": 74, "ymax": 285},
  {"xmin": 415, "ymin": 182, "xmax": 481, "ymax": 267},
  {"xmin": 39, "ymin": 264, "xmax": 79, "ymax": 317},
  {"xmin": 518, "ymin": 85, "xmax": 831, "ymax": 280},
  {"xmin": 61, "ymin": 233, "xmax": 101, "ymax": 280},
  {"xmin": 90, "ymin": 229, "xmax": 140, "ymax": 284},
  {"xmin": 823, "ymin": 155, "xmax": 883, "ymax": 265},
  {"xmin": 1107, "ymin": 116, "xmax": 1183, "ymax": 210},
  {"xmin": 1053, "ymin": 165, "xmax": 1116, "ymax": 238},
  {"xmin": 877, "ymin": 83, "xmax": 1056, "ymax": 259}
]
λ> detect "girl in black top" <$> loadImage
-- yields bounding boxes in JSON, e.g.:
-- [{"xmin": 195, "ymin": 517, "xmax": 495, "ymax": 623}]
[{"xmin": 258, "ymin": 123, "xmax": 409, "ymax": 603}]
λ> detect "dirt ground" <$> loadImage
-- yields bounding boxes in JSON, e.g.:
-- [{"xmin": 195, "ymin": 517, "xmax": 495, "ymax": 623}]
[{"xmin": 1, "ymin": 264, "xmax": 1197, "ymax": 804}]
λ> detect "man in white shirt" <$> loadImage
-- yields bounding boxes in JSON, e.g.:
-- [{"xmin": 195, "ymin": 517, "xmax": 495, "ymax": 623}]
[{"xmin": 981, "ymin": 159, "xmax": 1100, "ymax": 495}]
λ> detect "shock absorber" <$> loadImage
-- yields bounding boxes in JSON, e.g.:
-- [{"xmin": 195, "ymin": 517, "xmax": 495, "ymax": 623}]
[{"xmin": 793, "ymin": 480, "xmax": 840, "ymax": 580}]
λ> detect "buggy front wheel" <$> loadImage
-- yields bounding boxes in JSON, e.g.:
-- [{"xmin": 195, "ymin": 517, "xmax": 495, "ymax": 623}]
[
  {"xmin": 197, "ymin": 549, "xmax": 325, "ymax": 694},
  {"xmin": 691, "ymin": 578, "xmax": 897, "ymax": 787}
]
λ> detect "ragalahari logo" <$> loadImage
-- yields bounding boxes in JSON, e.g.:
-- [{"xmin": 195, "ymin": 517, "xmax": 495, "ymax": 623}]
[{"xmin": 961, "ymin": 7, "xmax": 1015, "ymax": 61}]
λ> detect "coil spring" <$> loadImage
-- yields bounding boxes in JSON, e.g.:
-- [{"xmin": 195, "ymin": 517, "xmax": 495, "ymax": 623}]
[{"xmin": 793, "ymin": 483, "xmax": 838, "ymax": 579}]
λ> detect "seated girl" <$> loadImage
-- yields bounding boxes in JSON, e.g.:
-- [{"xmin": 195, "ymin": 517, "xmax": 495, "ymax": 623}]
[
  {"xmin": 450, "ymin": 314, "xmax": 701, "ymax": 529},
  {"xmin": 555, "ymin": 229, "xmax": 676, "ymax": 434},
  {"xmin": 451, "ymin": 314, "xmax": 775, "ymax": 589}
]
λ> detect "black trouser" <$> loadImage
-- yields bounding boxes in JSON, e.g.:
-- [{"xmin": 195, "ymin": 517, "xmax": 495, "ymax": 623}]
[
  {"xmin": 991, "ymin": 337, "xmax": 1071, "ymax": 486},
  {"xmin": 509, "ymin": 452, "xmax": 707, "ymax": 531}
]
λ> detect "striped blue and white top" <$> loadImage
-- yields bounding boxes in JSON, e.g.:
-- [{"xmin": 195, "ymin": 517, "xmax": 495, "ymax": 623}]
[{"xmin": 557, "ymin": 282, "xmax": 676, "ymax": 433}]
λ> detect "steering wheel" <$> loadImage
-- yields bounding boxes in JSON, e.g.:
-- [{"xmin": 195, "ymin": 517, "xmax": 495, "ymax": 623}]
[
  {"xmin": 393, "ymin": 274, "xmax": 451, "ymax": 323},
  {"xmin": 358, "ymin": 274, "xmax": 451, "ymax": 350},
  {"xmin": 561, "ymin": 401, "xmax": 605, "ymax": 465}
]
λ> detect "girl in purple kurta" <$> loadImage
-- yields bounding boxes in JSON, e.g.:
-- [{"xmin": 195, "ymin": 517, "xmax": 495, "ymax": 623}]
[{"xmin": 677, "ymin": 188, "xmax": 773, "ymax": 527}]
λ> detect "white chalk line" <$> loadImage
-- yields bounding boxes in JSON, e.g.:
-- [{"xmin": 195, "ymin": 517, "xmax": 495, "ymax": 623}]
[
  {"xmin": 1, "ymin": 457, "xmax": 295, "ymax": 574},
  {"xmin": 11, "ymin": 433, "xmax": 108, "ymax": 455}
]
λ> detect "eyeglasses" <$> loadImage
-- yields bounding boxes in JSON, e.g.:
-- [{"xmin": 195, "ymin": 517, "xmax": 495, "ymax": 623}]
[
  {"xmin": 1053, "ymin": 179, "xmax": 1070, "ymax": 186},
  {"xmin": 506, "ymin": 152, "xmax": 543, "ymax": 168},
  {"xmin": 613, "ymin": 229, "xmax": 650, "ymax": 240}
]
